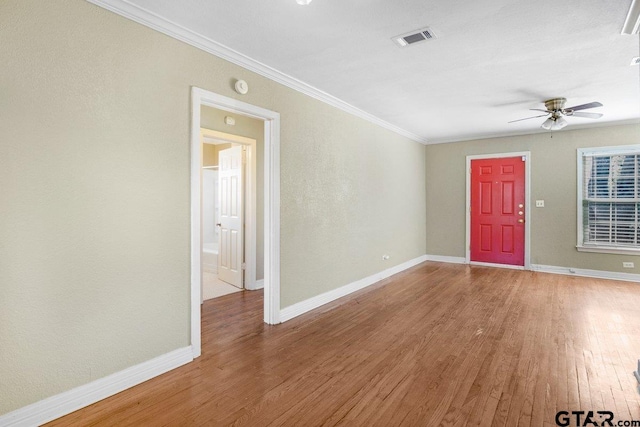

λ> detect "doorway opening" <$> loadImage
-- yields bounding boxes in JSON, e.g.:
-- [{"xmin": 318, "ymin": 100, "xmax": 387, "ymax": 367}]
[
  {"xmin": 465, "ymin": 152, "xmax": 531, "ymax": 270},
  {"xmin": 201, "ymin": 128, "xmax": 258, "ymax": 300},
  {"xmin": 190, "ymin": 87, "xmax": 281, "ymax": 359}
]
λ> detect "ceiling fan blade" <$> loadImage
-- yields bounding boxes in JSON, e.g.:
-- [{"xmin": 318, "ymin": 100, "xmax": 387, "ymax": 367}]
[
  {"xmin": 570, "ymin": 112, "xmax": 603, "ymax": 119},
  {"xmin": 508, "ymin": 114, "xmax": 550, "ymax": 123},
  {"xmin": 565, "ymin": 101, "xmax": 603, "ymax": 111}
]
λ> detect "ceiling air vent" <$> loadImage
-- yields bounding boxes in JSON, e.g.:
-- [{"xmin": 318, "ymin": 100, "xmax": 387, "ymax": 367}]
[{"xmin": 392, "ymin": 27, "xmax": 438, "ymax": 48}]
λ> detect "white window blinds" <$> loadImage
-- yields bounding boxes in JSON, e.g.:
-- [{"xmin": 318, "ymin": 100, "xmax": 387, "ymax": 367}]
[{"xmin": 581, "ymin": 151, "xmax": 640, "ymax": 248}]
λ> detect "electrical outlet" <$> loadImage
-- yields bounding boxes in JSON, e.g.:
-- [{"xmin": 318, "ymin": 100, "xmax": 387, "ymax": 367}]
[
  {"xmin": 535, "ymin": 200, "xmax": 544, "ymax": 208},
  {"xmin": 623, "ymin": 262, "xmax": 634, "ymax": 268},
  {"xmin": 382, "ymin": 255, "xmax": 390, "ymax": 260}
]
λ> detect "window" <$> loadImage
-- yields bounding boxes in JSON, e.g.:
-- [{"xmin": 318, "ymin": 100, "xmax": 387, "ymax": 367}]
[{"xmin": 578, "ymin": 145, "xmax": 640, "ymax": 254}]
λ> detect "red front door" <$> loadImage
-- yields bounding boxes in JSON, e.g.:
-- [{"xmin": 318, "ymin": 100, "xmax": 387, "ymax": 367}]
[{"xmin": 470, "ymin": 157, "xmax": 525, "ymax": 266}]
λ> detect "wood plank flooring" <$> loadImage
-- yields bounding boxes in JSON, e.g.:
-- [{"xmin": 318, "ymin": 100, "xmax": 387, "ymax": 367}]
[{"xmin": 47, "ymin": 262, "xmax": 640, "ymax": 426}]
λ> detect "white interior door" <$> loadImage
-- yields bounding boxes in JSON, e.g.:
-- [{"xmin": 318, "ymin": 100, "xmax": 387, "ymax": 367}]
[{"xmin": 218, "ymin": 146, "xmax": 244, "ymax": 288}]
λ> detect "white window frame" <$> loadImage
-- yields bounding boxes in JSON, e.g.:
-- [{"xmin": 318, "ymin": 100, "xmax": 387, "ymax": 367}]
[{"xmin": 577, "ymin": 144, "xmax": 640, "ymax": 255}]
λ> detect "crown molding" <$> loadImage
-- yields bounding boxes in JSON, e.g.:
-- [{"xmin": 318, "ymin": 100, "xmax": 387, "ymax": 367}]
[
  {"xmin": 85, "ymin": 0, "xmax": 429, "ymax": 144},
  {"xmin": 622, "ymin": 0, "xmax": 640, "ymax": 34}
]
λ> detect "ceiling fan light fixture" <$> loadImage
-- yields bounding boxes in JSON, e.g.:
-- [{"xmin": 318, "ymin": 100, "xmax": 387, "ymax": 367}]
[
  {"xmin": 541, "ymin": 116, "xmax": 568, "ymax": 131},
  {"xmin": 513, "ymin": 97, "xmax": 602, "ymax": 130},
  {"xmin": 541, "ymin": 118, "xmax": 554, "ymax": 130},
  {"xmin": 553, "ymin": 117, "xmax": 568, "ymax": 130}
]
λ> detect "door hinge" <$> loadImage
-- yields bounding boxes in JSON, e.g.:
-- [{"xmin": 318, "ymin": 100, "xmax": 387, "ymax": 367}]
[
  {"xmin": 521, "ymin": 156, "xmax": 526, "ymax": 161},
  {"xmin": 241, "ymin": 263, "xmax": 246, "ymax": 270}
]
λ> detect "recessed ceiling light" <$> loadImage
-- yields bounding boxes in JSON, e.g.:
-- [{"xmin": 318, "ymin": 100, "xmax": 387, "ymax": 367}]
[{"xmin": 296, "ymin": 0, "xmax": 312, "ymax": 4}]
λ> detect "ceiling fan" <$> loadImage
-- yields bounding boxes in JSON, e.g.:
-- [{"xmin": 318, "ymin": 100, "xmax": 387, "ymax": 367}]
[{"xmin": 508, "ymin": 97, "xmax": 603, "ymax": 130}]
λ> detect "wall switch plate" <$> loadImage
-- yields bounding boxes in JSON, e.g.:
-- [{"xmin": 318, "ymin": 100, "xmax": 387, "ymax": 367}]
[
  {"xmin": 382, "ymin": 255, "xmax": 390, "ymax": 260},
  {"xmin": 623, "ymin": 262, "xmax": 634, "ymax": 268},
  {"xmin": 535, "ymin": 200, "xmax": 544, "ymax": 208}
]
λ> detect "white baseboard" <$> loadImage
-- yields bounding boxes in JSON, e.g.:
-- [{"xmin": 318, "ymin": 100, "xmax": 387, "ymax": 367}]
[
  {"xmin": 280, "ymin": 255, "xmax": 428, "ymax": 322},
  {"xmin": 423, "ymin": 256, "xmax": 640, "ymax": 283},
  {"xmin": 424, "ymin": 254, "xmax": 466, "ymax": 264},
  {"xmin": 245, "ymin": 279, "xmax": 264, "ymax": 291},
  {"xmin": 0, "ymin": 346, "xmax": 194, "ymax": 427},
  {"xmin": 531, "ymin": 264, "xmax": 640, "ymax": 283}
]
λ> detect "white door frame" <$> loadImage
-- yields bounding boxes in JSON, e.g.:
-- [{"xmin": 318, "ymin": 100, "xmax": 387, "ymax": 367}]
[
  {"xmin": 465, "ymin": 151, "xmax": 531, "ymax": 270},
  {"xmin": 191, "ymin": 87, "xmax": 281, "ymax": 359},
  {"xmin": 200, "ymin": 129, "xmax": 259, "ymax": 292}
]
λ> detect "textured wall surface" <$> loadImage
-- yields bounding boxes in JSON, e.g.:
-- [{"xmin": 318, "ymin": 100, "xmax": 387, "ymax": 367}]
[
  {"xmin": 202, "ymin": 142, "xmax": 232, "ymax": 167},
  {"xmin": 0, "ymin": 0, "xmax": 426, "ymax": 415},
  {"xmin": 280, "ymin": 102, "xmax": 427, "ymax": 306},
  {"xmin": 425, "ymin": 124, "xmax": 640, "ymax": 272},
  {"xmin": 201, "ymin": 107, "xmax": 265, "ymax": 281}
]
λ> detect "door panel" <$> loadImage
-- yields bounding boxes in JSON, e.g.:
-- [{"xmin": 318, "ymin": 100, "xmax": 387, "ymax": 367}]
[
  {"xmin": 470, "ymin": 157, "xmax": 525, "ymax": 266},
  {"xmin": 502, "ymin": 182, "xmax": 513, "ymax": 214},
  {"xmin": 481, "ymin": 225, "xmax": 492, "ymax": 251},
  {"xmin": 480, "ymin": 182, "xmax": 492, "ymax": 214},
  {"xmin": 501, "ymin": 225, "xmax": 514, "ymax": 253},
  {"xmin": 218, "ymin": 146, "xmax": 244, "ymax": 288}
]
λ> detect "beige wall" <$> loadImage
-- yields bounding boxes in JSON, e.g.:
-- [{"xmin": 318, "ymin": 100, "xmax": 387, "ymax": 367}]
[
  {"xmin": 425, "ymin": 124, "xmax": 640, "ymax": 272},
  {"xmin": 202, "ymin": 142, "xmax": 232, "ymax": 167},
  {"xmin": 0, "ymin": 0, "xmax": 426, "ymax": 415},
  {"xmin": 201, "ymin": 107, "xmax": 265, "ymax": 280}
]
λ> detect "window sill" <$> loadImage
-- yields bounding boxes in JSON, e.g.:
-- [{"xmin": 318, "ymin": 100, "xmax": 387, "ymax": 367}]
[{"xmin": 576, "ymin": 245, "xmax": 640, "ymax": 255}]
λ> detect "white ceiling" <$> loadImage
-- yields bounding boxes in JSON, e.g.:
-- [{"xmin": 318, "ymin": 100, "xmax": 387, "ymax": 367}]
[{"xmin": 123, "ymin": 0, "xmax": 638, "ymax": 143}]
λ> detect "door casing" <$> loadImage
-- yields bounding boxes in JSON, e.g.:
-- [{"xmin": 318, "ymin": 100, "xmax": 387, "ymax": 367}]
[
  {"xmin": 465, "ymin": 152, "xmax": 531, "ymax": 270},
  {"xmin": 191, "ymin": 87, "xmax": 281, "ymax": 360}
]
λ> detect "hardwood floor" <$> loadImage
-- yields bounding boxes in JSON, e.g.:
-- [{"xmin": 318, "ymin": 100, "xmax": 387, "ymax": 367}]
[{"xmin": 47, "ymin": 262, "xmax": 640, "ymax": 426}]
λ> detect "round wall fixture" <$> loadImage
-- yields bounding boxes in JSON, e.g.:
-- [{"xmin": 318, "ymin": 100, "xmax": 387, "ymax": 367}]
[{"xmin": 234, "ymin": 79, "xmax": 248, "ymax": 95}]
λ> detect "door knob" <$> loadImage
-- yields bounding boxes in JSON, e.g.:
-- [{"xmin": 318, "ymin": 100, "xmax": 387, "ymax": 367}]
[
  {"xmin": 216, "ymin": 223, "xmax": 221, "ymax": 227},
  {"xmin": 518, "ymin": 219, "xmax": 524, "ymax": 223}
]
